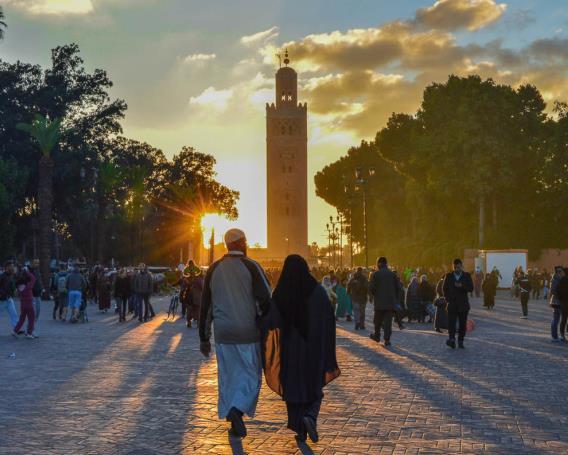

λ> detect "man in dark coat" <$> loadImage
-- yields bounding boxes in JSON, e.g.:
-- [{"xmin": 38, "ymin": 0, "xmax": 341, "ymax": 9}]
[
  {"xmin": 442, "ymin": 258, "xmax": 474, "ymax": 349},
  {"xmin": 518, "ymin": 272, "xmax": 532, "ymax": 319},
  {"xmin": 368, "ymin": 257, "xmax": 399, "ymax": 346}
]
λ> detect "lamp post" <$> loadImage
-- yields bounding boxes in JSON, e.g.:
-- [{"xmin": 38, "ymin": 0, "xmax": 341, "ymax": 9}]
[
  {"xmin": 343, "ymin": 184, "xmax": 355, "ymax": 268},
  {"xmin": 325, "ymin": 223, "xmax": 333, "ymax": 268},
  {"xmin": 355, "ymin": 166, "xmax": 375, "ymax": 268},
  {"xmin": 329, "ymin": 215, "xmax": 341, "ymax": 269}
]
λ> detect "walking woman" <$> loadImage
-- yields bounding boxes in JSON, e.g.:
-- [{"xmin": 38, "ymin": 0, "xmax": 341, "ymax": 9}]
[{"xmin": 263, "ymin": 255, "xmax": 340, "ymax": 444}]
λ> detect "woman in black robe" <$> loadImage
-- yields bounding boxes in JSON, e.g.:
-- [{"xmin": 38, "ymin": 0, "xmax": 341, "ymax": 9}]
[{"xmin": 262, "ymin": 255, "xmax": 340, "ymax": 444}]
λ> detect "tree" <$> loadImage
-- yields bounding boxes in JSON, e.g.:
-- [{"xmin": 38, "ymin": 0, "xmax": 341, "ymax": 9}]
[
  {"xmin": 1, "ymin": 44, "xmax": 239, "ymax": 266},
  {"xmin": 16, "ymin": 114, "xmax": 63, "ymax": 286},
  {"xmin": 0, "ymin": 6, "xmax": 6, "ymax": 41},
  {"xmin": 317, "ymin": 75, "xmax": 566, "ymax": 267},
  {"xmin": 0, "ymin": 157, "xmax": 27, "ymax": 259}
]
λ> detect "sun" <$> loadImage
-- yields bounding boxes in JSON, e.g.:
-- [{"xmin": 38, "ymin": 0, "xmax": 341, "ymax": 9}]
[{"xmin": 200, "ymin": 213, "xmax": 240, "ymax": 247}]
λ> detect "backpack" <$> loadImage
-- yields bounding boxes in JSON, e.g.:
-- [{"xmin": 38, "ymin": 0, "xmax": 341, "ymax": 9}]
[{"xmin": 57, "ymin": 276, "xmax": 67, "ymax": 293}]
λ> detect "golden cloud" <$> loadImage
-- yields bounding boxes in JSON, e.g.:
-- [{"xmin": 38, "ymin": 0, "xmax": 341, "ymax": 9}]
[
  {"xmin": 414, "ymin": 0, "xmax": 506, "ymax": 31},
  {"xmin": 260, "ymin": 2, "xmax": 567, "ymax": 138}
]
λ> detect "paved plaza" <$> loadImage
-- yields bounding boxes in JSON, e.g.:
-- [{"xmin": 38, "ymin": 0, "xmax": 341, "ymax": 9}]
[{"xmin": 1, "ymin": 294, "xmax": 567, "ymax": 455}]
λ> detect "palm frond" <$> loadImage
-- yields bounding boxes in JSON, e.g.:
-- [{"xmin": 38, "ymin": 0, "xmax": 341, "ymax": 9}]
[{"xmin": 16, "ymin": 114, "xmax": 63, "ymax": 157}]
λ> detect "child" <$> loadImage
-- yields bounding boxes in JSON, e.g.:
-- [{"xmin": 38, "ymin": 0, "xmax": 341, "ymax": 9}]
[{"xmin": 12, "ymin": 268, "xmax": 37, "ymax": 339}]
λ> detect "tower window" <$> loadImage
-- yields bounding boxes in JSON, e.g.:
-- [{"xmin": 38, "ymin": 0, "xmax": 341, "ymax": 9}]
[
  {"xmin": 288, "ymin": 166, "xmax": 293, "ymax": 173},
  {"xmin": 289, "ymin": 125, "xmax": 293, "ymax": 135},
  {"xmin": 281, "ymin": 126, "xmax": 286, "ymax": 135},
  {"xmin": 281, "ymin": 91, "xmax": 286, "ymax": 101},
  {"xmin": 287, "ymin": 92, "xmax": 293, "ymax": 101}
]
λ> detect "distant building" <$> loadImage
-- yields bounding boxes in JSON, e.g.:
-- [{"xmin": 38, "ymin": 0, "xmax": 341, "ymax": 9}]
[{"xmin": 265, "ymin": 50, "xmax": 308, "ymax": 259}]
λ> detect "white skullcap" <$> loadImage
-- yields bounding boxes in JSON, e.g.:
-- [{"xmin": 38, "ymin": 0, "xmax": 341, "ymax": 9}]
[{"xmin": 224, "ymin": 228, "xmax": 246, "ymax": 245}]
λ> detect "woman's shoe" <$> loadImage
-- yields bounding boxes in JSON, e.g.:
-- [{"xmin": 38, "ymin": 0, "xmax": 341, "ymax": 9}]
[{"xmin": 302, "ymin": 416, "xmax": 319, "ymax": 443}]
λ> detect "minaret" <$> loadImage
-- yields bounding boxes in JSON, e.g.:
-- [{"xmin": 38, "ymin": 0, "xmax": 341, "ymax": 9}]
[{"xmin": 266, "ymin": 50, "xmax": 308, "ymax": 259}]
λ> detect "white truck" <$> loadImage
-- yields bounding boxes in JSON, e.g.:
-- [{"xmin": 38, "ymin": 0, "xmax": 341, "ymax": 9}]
[{"xmin": 480, "ymin": 250, "xmax": 528, "ymax": 288}]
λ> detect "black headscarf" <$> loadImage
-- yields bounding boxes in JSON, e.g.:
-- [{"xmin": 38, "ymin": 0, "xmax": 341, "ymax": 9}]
[{"xmin": 272, "ymin": 255, "xmax": 318, "ymax": 338}]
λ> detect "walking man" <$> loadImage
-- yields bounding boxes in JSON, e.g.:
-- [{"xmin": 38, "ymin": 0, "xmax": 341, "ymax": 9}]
[
  {"xmin": 518, "ymin": 272, "xmax": 532, "ymax": 319},
  {"xmin": 368, "ymin": 257, "xmax": 399, "ymax": 347},
  {"xmin": 65, "ymin": 265, "xmax": 86, "ymax": 323},
  {"xmin": 442, "ymin": 259, "xmax": 474, "ymax": 349},
  {"xmin": 133, "ymin": 264, "xmax": 155, "ymax": 322},
  {"xmin": 199, "ymin": 229, "xmax": 271, "ymax": 438},
  {"xmin": 347, "ymin": 267, "xmax": 369, "ymax": 330}
]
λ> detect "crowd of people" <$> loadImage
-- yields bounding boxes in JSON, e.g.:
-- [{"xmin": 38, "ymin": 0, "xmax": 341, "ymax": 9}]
[{"xmin": 2, "ymin": 228, "xmax": 568, "ymax": 446}]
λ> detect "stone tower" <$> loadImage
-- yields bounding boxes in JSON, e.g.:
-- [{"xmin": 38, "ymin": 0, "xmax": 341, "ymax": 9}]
[{"xmin": 266, "ymin": 51, "xmax": 308, "ymax": 259}]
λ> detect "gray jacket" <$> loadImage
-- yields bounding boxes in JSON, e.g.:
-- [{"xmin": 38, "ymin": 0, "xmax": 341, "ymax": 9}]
[
  {"xmin": 134, "ymin": 271, "xmax": 153, "ymax": 295},
  {"xmin": 66, "ymin": 271, "xmax": 86, "ymax": 292},
  {"xmin": 199, "ymin": 253, "xmax": 271, "ymax": 344},
  {"xmin": 368, "ymin": 266, "xmax": 400, "ymax": 310}
]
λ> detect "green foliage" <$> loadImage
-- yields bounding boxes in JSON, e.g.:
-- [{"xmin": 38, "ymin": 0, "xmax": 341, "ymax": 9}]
[
  {"xmin": 16, "ymin": 114, "xmax": 63, "ymax": 157},
  {"xmin": 316, "ymin": 75, "xmax": 568, "ymax": 267},
  {"xmin": 0, "ymin": 44, "xmax": 239, "ymax": 264},
  {"xmin": 0, "ymin": 157, "xmax": 27, "ymax": 259}
]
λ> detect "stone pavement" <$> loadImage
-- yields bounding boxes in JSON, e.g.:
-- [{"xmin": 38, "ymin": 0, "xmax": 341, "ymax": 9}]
[{"xmin": 1, "ymin": 294, "xmax": 567, "ymax": 455}]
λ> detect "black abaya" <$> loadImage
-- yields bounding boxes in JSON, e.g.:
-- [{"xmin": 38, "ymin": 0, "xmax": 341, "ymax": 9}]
[{"xmin": 261, "ymin": 256, "xmax": 340, "ymax": 436}]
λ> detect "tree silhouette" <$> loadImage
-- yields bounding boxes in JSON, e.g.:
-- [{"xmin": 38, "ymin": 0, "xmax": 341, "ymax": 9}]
[{"xmin": 17, "ymin": 114, "xmax": 63, "ymax": 286}]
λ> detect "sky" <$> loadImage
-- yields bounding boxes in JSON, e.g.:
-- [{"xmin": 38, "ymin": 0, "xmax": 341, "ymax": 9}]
[{"xmin": 1, "ymin": 0, "xmax": 568, "ymax": 247}]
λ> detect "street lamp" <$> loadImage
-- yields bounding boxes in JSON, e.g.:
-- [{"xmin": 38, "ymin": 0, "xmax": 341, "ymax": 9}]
[
  {"xmin": 325, "ymin": 223, "xmax": 333, "ymax": 268},
  {"xmin": 329, "ymin": 215, "xmax": 341, "ymax": 269},
  {"xmin": 355, "ymin": 166, "xmax": 375, "ymax": 268}
]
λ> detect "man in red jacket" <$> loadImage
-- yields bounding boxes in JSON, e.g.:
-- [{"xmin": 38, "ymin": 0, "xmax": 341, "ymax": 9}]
[{"xmin": 12, "ymin": 268, "xmax": 37, "ymax": 339}]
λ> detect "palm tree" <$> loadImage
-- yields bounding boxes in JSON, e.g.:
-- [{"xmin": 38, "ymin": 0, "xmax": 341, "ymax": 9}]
[
  {"xmin": 17, "ymin": 114, "xmax": 63, "ymax": 287},
  {"xmin": 0, "ymin": 7, "xmax": 7, "ymax": 41}
]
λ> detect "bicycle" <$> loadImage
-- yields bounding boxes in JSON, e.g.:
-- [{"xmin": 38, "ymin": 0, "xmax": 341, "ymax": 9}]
[{"xmin": 166, "ymin": 291, "xmax": 180, "ymax": 320}]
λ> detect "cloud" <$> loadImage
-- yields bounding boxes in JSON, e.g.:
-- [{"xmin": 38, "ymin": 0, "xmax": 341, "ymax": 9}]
[
  {"xmin": 4, "ymin": 0, "xmax": 94, "ymax": 15},
  {"xmin": 189, "ymin": 87, "xmax": 234, "ymax": 110},
  {"xmin": 240, "ymin": 26, "xmax": 279, "ymax": 46},
  {"xmin": 267, "ymin": 9, "xmax": 567, "ymax": 138},
  {"xmin": 414, "ymin": 0, "xmax": 506, "ymax": 31},
  {"xmin": 181, "ymin": 53, "xmax": 217, "ymax": 64}
]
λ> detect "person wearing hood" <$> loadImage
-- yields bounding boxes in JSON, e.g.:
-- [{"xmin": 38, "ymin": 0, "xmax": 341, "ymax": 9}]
[
  {"xmin": 405, "ymin": 274, "xmax": 421, "ymax": 323},
  {"xmin": 265, "ymin": 254, "xmax": 340, "ymax": 444}
]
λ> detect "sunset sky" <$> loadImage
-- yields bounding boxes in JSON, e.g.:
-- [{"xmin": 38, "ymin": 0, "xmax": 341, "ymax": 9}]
[{"xmin": 2, "ymin": 0, "xmax": 567, "ymax": 246}]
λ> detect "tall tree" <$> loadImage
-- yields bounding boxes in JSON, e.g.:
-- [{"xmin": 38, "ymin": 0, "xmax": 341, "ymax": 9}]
[{"xmin": 16, "ymin": 114, "xmax": 63, "ymax": 286}]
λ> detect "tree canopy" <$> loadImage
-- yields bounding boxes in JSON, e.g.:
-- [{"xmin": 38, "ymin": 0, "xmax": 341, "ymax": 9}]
[
  {"xmin": 315, "ymin": 75, "xmax": 568, "ymax": 266},
  {"xmin": 0, "ymin": 44, "xmax": 238, "ymax": 265}
]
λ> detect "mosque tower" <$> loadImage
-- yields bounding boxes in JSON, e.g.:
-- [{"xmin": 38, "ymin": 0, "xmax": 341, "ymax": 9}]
[{"xmin": 265, "ymin": 50, "xmax": 308, "ymax": 259}]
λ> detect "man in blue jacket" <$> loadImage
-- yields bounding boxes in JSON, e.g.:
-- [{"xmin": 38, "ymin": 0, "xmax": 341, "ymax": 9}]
[{"xmin": 442, "ymin": 258, "xmax": 474, "ymax": 349}]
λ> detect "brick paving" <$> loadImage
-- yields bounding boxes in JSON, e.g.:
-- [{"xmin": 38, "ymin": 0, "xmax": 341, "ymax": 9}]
[{"xmin": 1, "ymin": 293, "xmax": 567, "ymax": 454}]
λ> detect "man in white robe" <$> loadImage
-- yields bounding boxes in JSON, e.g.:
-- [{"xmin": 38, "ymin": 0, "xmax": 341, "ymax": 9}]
[{"xmin": 199, "ymin": 229, "xmax": 271, "ymax": 438}]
